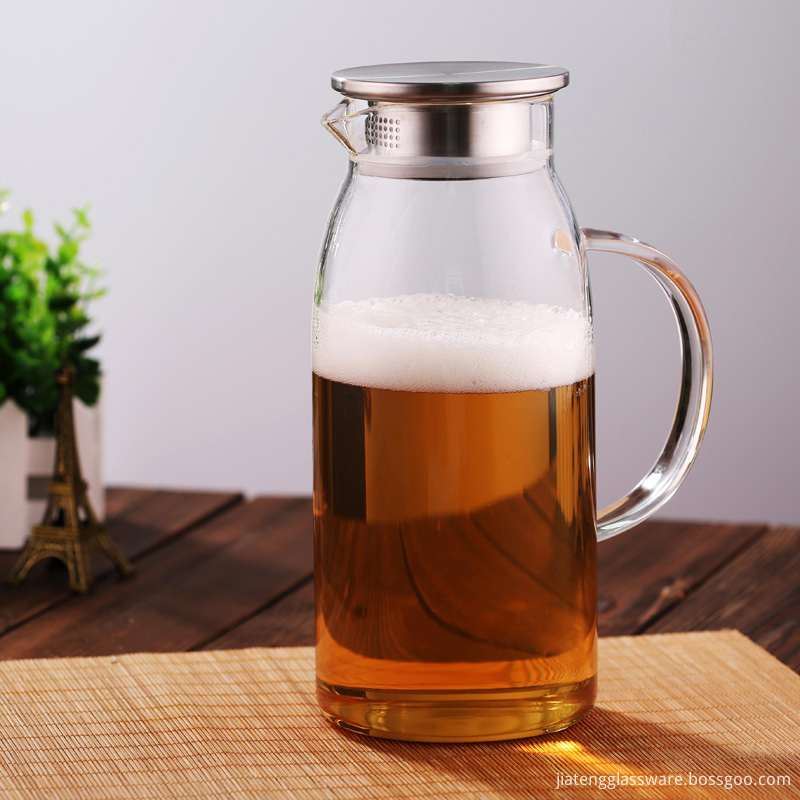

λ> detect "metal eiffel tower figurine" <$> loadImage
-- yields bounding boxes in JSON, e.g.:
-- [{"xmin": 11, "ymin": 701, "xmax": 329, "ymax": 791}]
[{"xmin": 6, "ymin": 366, "xmax": 134, "ymax": 592}]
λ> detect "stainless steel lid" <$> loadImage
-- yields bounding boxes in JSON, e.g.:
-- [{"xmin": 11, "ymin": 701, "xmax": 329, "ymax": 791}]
[{"xmin": 331, "ymin": 61, "xmax": 569, "ymax": 102}]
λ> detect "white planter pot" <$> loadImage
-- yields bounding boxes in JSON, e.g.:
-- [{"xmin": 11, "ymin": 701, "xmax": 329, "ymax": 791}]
[{"xmin": 0, "ymin": 399, "xmax": 103, "ymax": 550}]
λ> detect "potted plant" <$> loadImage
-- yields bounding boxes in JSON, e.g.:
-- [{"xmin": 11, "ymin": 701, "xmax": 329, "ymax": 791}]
[{"xmin": 0, "ymin": 193, "xmax": 105, "ymax": 548}]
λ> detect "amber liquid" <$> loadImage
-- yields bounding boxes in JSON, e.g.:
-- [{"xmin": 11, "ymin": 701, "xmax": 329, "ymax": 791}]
[{"xmin": 313, "ymin": 373, "xmax": 597, "ymax": 741}]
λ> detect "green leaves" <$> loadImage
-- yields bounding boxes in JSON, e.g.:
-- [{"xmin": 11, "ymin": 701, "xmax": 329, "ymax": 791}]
[
  {"xmin": 0, "ymin": 192, "xmax": 105, "ymax": 431},
  {"xmin": 70, "ymin": 334, "xmax": 101, "ymax": 353},
  {"xmin": 57, "ymin": 239, "xmax": 79, "ymax": 263},
  {"xmin": 73, "ymin": 206, "xmax": 90, "ymax": 230}
]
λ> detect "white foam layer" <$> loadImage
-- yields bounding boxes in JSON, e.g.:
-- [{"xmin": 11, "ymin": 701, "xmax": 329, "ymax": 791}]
[{"xmin": 312, "ymin": 294, "xmax": 594, "ymax": 393}]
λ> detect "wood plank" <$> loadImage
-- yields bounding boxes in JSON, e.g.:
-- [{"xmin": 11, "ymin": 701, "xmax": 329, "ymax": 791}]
[
  {"xmin": 0, "ymin": 487, "xmax": 243, "ymax": 637},
  {"xmin": 107, "ymin": 489, "xmax": 245, "ymax": 556},
  {"xmin": 205, "ymin": 578, "xmax": 315, "ymax": 650},
  {"xmin": 647, "ymin": 527, "xmax": 800, "ymax": 671},
  {"xmin": 210, "ymin": 518, "xmax": 768, "ymax": 651},
  {"xmin": 104, "ymin": 486, "xmax": 154, "ymax": 519},
  {"xmin": 597, "ymin": 520, "xmax": 767, "ymax": 636},
  {"xmin": 0, "ymin": 497, "xmax": 312, "ymax": 659}
]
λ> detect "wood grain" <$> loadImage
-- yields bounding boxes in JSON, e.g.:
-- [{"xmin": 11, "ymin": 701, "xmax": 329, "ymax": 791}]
[
  {"xmin": 0, "ymin": 497, "xmax": 312, "ymax": 659},
  {"xmin": 104, "ymin": 486, "xmax": 155, "ymax": 519},
  {"xmin": 208, "ymin": 518, "xmax": 770, "ymax": 653},
  {"xmin": 3, "ymin": 488, "xmax": 791, "ymax": 674},
  {"xmin": 0, "ymin": 488, "xmax": 242, "ymax": 638},
  {"xmin": 205, "ymin": 577, "xmax": 315, "ymax": 650},
  {"xmin": 648, "ymin": 527, "xmax": 800, "ymax": 670},
  {"xmin": 597, "ymin": 520, "xmax": 767, "ymax": 636}
]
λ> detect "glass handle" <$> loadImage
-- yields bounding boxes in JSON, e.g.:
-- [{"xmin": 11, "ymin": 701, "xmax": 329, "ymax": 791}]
[{"xmin": 582, "ymin": 228, "xmax": 714, "ymax": 541}]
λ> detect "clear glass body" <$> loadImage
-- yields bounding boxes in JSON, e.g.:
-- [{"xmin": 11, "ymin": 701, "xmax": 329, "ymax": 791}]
[{"xmin": 312, "ymin": 96, "xmax": 713, "ymax": 741}]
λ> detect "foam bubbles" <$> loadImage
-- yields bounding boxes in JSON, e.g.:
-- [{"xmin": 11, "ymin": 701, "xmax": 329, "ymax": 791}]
[{"xmin": 312, "ymin": 294, "xmax": 594, "ymax": 393}]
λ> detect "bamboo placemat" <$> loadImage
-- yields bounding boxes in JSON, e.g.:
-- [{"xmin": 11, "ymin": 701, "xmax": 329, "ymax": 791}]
[{"xmin": 0, "ymin": 631, "xmax": 797, "ymax": 799}]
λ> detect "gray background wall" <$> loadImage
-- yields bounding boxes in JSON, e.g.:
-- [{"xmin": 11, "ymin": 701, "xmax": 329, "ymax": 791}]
[{"xmin": 2, "ymin": 0, "xmax": 798, "ymax": 525}]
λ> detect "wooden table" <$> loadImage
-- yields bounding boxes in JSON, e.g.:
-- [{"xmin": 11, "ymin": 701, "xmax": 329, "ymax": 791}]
[{"xmin": 0, "ymin": 488, "xmax": 796, "ymax": 671}]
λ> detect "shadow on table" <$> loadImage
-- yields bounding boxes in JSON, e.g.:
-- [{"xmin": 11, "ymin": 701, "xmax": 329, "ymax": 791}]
[{"xmin": 351, "ymin": 707, "xmax": 800, "ymax": 798}]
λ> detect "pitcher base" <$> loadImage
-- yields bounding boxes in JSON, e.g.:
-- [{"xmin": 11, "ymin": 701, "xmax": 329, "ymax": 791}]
[{"xmin": 317, "ymin": 676, "xmax": 597, "ymax": 742}]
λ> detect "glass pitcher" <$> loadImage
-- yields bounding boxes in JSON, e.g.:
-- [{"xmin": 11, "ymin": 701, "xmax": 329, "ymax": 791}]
[{"xmin": 312, "ymin": 62, "xmax": 713, "ymax": 743}]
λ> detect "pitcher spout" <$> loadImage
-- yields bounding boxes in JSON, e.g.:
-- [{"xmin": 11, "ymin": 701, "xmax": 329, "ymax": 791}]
[{"xmin": 321, "ymin": 99, "xmax": 362, "ymax": 155}]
